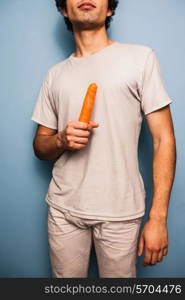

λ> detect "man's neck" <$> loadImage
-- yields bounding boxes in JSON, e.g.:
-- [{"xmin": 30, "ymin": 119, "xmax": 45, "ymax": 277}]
[{"xmin": 72, "ymin": 27, "xmax": 114, "ymax": 58}]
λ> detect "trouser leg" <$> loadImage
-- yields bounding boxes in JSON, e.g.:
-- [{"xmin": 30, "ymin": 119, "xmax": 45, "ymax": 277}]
[
  {"xmin": 47, "ymin": 205, "xmax": 92, "ymax": 278},
  {"xmin": 93, "ymin": 217, "xmax": 142, "ymax": 278}
]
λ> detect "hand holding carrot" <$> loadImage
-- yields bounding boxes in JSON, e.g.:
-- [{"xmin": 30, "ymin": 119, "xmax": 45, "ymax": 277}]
[
  {"xmin": 56, "ymin": 120, "xmax": 99, "ymax": 151},
  {"xmin": 56, "ymin": 83, "xmax": 99, "ymax": 151}
]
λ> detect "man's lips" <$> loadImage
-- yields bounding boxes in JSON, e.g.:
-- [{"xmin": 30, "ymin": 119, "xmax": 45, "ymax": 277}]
[{"xmin": 78, "ymin": 2, "xmax": 96, "ymax": 9}]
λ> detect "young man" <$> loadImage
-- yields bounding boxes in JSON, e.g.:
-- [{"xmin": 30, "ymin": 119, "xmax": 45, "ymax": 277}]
[{"xmin": 31, "ymin": 0, "xmax": 176, "ymax": 278}]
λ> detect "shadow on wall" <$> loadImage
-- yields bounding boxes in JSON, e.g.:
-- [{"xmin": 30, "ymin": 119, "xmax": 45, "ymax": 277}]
[
  {"xmin": 54, "ymin": 17, "xmax": 75, "ymax": 59},
  {"xmin": 137, "ymin": 118, "xmax": 154, "ymax": 277}
]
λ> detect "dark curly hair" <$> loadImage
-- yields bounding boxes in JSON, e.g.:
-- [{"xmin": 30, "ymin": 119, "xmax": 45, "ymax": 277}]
[{"xmin": 55, "ymin": 0, "xmax": 119, "ymax": 32}]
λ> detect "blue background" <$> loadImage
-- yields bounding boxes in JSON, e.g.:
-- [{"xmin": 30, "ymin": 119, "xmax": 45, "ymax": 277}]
[{"xmin": 0, "ymin": 0, "xmax": 184, "ymax": 277}]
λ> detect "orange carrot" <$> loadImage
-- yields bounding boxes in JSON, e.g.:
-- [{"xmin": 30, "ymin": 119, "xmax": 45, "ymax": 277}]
[{"xmin": 78, "ymin": 83, "xmax": 97, "ymax": 123}]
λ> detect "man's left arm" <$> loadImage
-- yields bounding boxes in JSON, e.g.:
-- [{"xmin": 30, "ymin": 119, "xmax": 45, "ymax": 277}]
[{"xmin": 138, "ymin": 105, "xmax": 176, "ymax": 266}]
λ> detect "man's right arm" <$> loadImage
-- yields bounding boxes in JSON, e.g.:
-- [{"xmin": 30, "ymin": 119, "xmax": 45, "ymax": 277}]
[
  {"xmin": 33, "ymin": 125, "xmax": 67, "ymax": 160},
  {"xmin": 32, "ymin": 121, "xmax": 100, "ymax": 161}
]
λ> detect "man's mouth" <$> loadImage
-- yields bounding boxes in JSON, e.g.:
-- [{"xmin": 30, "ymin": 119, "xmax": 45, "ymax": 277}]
[{"xmin": 78, "ymin": 2, "xmax": 96, "ymax": 9}]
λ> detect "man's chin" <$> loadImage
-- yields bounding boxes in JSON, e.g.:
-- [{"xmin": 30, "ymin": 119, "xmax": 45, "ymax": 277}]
[{"xmin": 72, "ymin": 21, "xmax": 104, "ymax": 31}]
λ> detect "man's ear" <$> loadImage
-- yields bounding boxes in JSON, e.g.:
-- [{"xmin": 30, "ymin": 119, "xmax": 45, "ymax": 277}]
[
  {"xmin": 60, "ymin": 8, "xmax": 68, "ymax": 17},
  {"xmin": 107, "ymin": 9, "xmax": 113, "ymax": 17}
]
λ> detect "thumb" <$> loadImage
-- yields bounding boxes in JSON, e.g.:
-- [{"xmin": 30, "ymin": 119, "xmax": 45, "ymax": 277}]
[
  {"xmin": 89, "ymin": 120, "xmax": 99, "ymax": 127},
  {"xmin": 138, "ymin": 234, "xmax": 144, "ymax": 256}
]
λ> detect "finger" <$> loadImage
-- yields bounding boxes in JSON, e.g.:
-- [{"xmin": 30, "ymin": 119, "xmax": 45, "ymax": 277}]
[
  {"xmin": 74, "ymin": 136, "xmax": 89, "ymax": 144},
  {"xmin": 144, "ymin": 248, "xmax": 152, "ymax": 266},
  {"xmin": 163, "ymin": 247, "xmax": 168, "ymax": 256},
  {"xmin": 73, "ymin": 142, "xmax": 86, "ymax": 150},
  {"xmin": 138, "ymin": 235, "xmax": 144, "ymax": 256},
  {"xmin": 151, "ymin": 251, "xmax": 158, "ymax": 265},
  {"xmin": 157, "ymin": 250, "xmax": 164, "ymax": 262},
  {"xmin": 73, "ymin": 129, "xmax": 91, "ymax": 137},
  {"xmin": 75, "ymin": 122, "xmax": 89, "ymax": 130},
  {"xmin": 93, "ymin": 123, "xmax": 99, "ymax": 127}
]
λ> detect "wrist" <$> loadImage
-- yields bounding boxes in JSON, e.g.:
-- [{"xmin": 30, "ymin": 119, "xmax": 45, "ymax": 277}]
[
  {"xmin": 148, "ymin": 211, "xmax": 167, "ymax": 224},
  {"xmin": 55, "ymin": 131, "xmax": 67, "ymax": 151}
]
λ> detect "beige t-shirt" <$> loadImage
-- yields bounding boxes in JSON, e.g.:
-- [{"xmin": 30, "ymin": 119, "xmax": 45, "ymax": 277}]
[{"xmin": 31, "ymin": 42, "xmax": 173, "ymax": 221}]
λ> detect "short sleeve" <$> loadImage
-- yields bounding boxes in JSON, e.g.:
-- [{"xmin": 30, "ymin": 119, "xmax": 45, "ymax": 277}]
[
  {"xmin": 31, "ymin": 71, "xmax": 58, "ymax": 129},
  {"xmin": 140, "ymin": 49, "xmax": 173, "ymax": 115}
]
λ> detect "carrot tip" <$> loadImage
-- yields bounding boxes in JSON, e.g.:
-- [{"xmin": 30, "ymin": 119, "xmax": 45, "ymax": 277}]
[{"xmin": 90, "ymin": 83, "xmax": 97, "ymax": 88}]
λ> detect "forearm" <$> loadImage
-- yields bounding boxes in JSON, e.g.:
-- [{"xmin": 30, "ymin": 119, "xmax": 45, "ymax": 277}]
[
  {"xmin": 33, "ymin": 131, "xmax": 66, "ymax": 160},
  {"xmin": 149, "ymin": 136, "xmax": 176, "ymax": 222}
]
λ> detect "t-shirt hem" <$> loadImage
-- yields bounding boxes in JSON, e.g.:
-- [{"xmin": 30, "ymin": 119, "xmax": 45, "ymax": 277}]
[
  {"xmin": 31, "ymin": 116, "xmax": 58, "ymax": 130},
  {"xmin": 45, "ymin": 194, "xmax": 145, "ymax": 221},
  {"xmin": 144, "ymin": 98, "xmax": 173, "ymax": 115}
]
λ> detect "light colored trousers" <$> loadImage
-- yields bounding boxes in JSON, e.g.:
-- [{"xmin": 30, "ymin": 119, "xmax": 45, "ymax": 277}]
[{"xmin": 47, "ymin": 205, "xmax": 142, "ymax": 278}]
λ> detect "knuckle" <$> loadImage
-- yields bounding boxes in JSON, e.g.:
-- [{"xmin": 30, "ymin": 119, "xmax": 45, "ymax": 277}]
[
  {"xmin": 69, "ymin": 141, "xmax": 74, "ymax": 147},
  {"xmin": 154, "ymin": 248, "xmax": 160, "ymax": 252},
  {"xmin": 79, "ymin": 138, "xmax": 87, "ymax": 144},
  {"xmin": 148, "ymin": 246, "xmax": 160, "ymax": 252},
  {"xmin": 80, "ymin": 122, "xmax": 88, "ymax": 129},
  {"xmin": 67, "ymin": 128, "xmax": 73, "ymax": 135},
  {"xmin": 146, "ymin": 246, "xmax": 152, "ymax": 251},
  {"xmin": 79, "ymin": 143, "xmax": 85, "ymax": 149}
]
